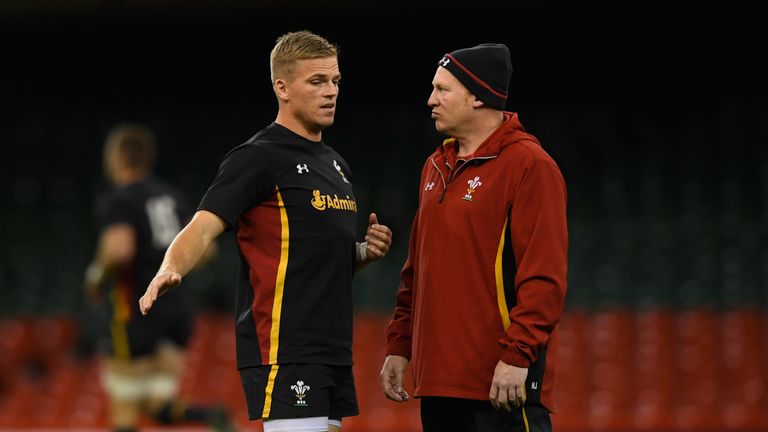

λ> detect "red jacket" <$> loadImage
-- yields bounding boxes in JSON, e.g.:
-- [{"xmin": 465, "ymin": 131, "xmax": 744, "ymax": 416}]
[{"xmin": 386, "ymin": 113, "xmax": 568, "ymax": 412}]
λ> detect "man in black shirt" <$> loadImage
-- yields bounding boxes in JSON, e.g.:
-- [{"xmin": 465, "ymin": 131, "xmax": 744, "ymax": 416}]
[
  {"xmin": 84, "ymin": 123, "xmax": 232, "ymax": 432},
  {"xmin": 139, "ymin": 31, "xmax": 392, "ymax": 432}
]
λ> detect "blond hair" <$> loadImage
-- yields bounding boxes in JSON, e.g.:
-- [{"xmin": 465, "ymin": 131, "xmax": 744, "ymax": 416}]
[
  {"xmin": 270, "ymin": 30, "xmax": 338, "ymax": 82},
  {"xmin": 104, "ymin": 123, "xmax": 157, "ymax": 171}
]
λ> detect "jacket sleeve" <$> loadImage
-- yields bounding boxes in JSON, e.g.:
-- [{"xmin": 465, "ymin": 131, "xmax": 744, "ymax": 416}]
[
  {"xmin": 499, "ymin": 159, "xmax": 568, "ymax": 367},
  {"xmin": 386, "ymin": 158, "xmax": 432, "ymax": 359},
  {"xmin": 385, "ymin": 213, "xmax": 418, "ymax": 359}
]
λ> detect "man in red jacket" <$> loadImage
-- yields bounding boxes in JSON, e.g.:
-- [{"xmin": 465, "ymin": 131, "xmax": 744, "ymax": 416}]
[{"xmin": 380, "ymin": 43, "xmax": 568, "ymax": 432}]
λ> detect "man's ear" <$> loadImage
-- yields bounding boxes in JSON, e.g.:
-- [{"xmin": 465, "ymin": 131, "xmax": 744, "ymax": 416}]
[
  {"xmin": 471, "ymin": 95, "xmax": 485, "ymax": 109},
  {"xmin": 274, "ymin": 78, "xmax": 289, "ymax": 102}
]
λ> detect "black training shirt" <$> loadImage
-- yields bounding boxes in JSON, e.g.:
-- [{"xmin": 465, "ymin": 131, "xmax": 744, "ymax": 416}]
[
  {"xmin": 198, "ymin": 123, "xmax": 358, "ymax": 368},
  {"xmin": 96, "ymin": 177, "xmax": 194, "ymax": 321}
]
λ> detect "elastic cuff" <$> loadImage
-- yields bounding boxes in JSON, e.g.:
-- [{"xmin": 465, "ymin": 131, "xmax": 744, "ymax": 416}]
[
  {"xmin": 386, "ymin": 341, "xmax": 411, "ymax": 359},
  {"xmin": 499, "ymin": 349, "xmax": 531, "ymax": 368}
]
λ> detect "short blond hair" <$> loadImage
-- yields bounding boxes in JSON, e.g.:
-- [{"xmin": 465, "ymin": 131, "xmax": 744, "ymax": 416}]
[
  {"xmin": 104, "ymin": 123, "xmax": 157, "ymax": 171},
  {"xmin": 270, "ymin": 30, "xmax": 338, "ymax": 82}
]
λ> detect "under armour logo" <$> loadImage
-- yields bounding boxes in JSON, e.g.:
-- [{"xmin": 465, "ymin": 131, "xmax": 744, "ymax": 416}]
[
  {"xmin": 424, "ymin": 182, "xmax": 435, "ymax": 191},
  {"xmin": 438, "ymin": 56, "xmax": 450, "ymax": 67},
  {"xmin": 297, "ymin": 164, "xmax": 309, "ymax": 174},
  {"xmin": 531, "ymin": 382, "xmax": 538, "ymax": 390}
]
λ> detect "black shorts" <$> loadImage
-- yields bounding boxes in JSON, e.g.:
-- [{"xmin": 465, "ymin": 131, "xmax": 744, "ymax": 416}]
[
  {"xmin": 420, "ymin": 397, "xmax": 551, "ymax": 432},
  {"xmin": 239, "ymin": 363, "xmax": 359, "ymax": 421},
  {"xmin": 106, "ymin": 295, "xmax": 193, "ymax": 359}
]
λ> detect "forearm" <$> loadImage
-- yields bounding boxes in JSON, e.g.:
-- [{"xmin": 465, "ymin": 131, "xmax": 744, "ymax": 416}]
[
  {"xmin": 159, "ymin": 222, "xmax": 215, "ymax": 276},
  {"xmin": 502, "ymin": 160, "xmax": 568, "ymax": 366},
  {"xmin": 85, "ymin": 224, "xmax": 135, "ymax": 288},
  {"xmin": 500, "ymin": 278, "xmax": 565, "ymax": 366},
  {"xmin": 387, "ymin": 294, "xmax": 413, "ymax": 357},
  {"xmin": 386, "ymin": 260, "xmax": 415, "ymax": 358},
  {"xmin": 157, "ymin": 211, "xmax": 225, "ymax": 276},
  {"xmin": 84, "ymin": 260, "xmax": 109, "ymax": 288},
  {"xmin": 501, "ymin": 237, "xmax": 567, "ymax": 367},
  {"xmin": 386, "ymin": 216, "xmax": 418, "ymax": 357},
  {"xmin": 86, "ymin": 251, "xmax": 112, "ymax": 286}
]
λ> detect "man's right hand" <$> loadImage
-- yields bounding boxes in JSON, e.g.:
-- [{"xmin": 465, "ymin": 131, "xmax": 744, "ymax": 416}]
[
  {"xmin": 380, "ymin": 355, "xmax": 410, "ymax": 402},
  {"xmin": 139, "ymin": 271, "xmax": 181, "ymax": 315}
]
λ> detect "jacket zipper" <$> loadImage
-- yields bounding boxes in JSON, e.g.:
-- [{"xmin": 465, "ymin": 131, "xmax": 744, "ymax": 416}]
[
  {"xmin": 430, "ymin": 155, "xmax": 497, "ymax": 204},
  {"xmin": 430, "ymin": 158, "xmax": 448, "ymax": 203},
  {"xmin": 453, "ymin": 155, "xmax": 497, "ymax": 179},
  {"xmin": 432, "ymin": 155, "xmax": 497, "ymax": 204}
]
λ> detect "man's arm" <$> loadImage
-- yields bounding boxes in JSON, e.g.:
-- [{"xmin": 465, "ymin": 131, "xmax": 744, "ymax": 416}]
[
  {"xmin": 84, "ymin": 224, "xmax": 136, "ymax": 303},
  {"xmin": 381, "ymin": 211, "xmax": 420, "ymax": 402},
  {"xmin": 139, "ymin": 210, "xmax": 226, "ymax": 315},
  {"xmin": 490, "ymin": 159, "xmax": 568, "ymax": 410},
  {"xmin": 197, "ymin": 237, "xmax": 219, "ymax": 268}
]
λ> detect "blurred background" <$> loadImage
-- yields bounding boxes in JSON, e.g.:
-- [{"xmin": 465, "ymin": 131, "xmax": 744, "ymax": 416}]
[{"xmin": 1, "ymin": 1, "xmax": 767, "ymax": 431}]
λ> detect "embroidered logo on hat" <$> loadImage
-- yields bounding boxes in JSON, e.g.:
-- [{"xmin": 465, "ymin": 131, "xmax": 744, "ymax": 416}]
[{"xmin": 437, "ymin": 43, "xmax": 512, "ymax": 111}]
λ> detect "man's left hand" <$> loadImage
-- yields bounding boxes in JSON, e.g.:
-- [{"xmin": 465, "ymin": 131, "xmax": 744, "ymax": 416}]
[
  {"xmin": 364, "ymin": 213, "xmax": 392, "ymax": 260},
  {"xmin": 489, "ymin": 361, "xmax": 528, "ymax": 412}
]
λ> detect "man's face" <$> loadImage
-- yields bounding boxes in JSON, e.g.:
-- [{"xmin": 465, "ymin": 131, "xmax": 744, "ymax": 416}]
[
  {"xmin": 427, "ymin": 67, "xmax": 475, "ymax": 135},
  {"xmin": 283, "ymin": 56, "xmax": 340, "ymax": 133}
]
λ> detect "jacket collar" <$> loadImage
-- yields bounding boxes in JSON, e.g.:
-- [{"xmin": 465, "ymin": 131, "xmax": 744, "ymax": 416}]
[{"xmin": 434, "ymin": 112, "xmax": 532, "ymax": 168}]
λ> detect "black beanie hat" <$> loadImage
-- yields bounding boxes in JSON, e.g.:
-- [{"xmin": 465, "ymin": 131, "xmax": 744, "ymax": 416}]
[{"xmin": 438, "ymin": 43, "xmax": 512, "ymax": 110}]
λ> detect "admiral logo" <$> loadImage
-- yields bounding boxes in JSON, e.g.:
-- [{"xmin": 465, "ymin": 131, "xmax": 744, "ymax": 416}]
[{"xmin": 311, "ymin": 190, "xmax": 358, "ymax": 212}]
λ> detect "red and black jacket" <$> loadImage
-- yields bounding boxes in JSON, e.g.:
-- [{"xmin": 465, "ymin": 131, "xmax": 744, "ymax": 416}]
[{"xmin": 386, "ymin": 112, "xmax": 568, "ymax": 411}]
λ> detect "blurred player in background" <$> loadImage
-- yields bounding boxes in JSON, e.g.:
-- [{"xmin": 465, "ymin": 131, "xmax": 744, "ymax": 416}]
[{"xmin": 84, "ymin": 123, "xmax": 233, "ymax": 432}]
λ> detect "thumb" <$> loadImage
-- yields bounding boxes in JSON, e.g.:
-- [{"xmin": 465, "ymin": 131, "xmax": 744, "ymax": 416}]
[
  {"xmin": 369, "ymin": 212, "xmax": 378, "ymax": 227},
  {"xmin": 170, "ymin": 273, "xmax": 182, "ymax": 286}
]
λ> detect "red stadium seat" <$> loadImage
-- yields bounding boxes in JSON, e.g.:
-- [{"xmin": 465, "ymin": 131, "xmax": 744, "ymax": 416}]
[
  {"xmin": 1, "ymin": 310, "xmax": 766, "ymax": 431},
  {"xmin": 587, "ymin": 310, "xmax": 635, "ymax": 431},
  {"xmin": 673, "ymin": 310, "xmax": 720, "ymax": 430},
  {"xmin": 632, "ymin": 309, "xmax": 675, "ymax": 429},
  {"xmin": 552, "ymin": 311, "xmax": 590, "ymax": 431},
  {"xmin": 32, "ymin": 316, "xmax": 78, "ymax": 364}
]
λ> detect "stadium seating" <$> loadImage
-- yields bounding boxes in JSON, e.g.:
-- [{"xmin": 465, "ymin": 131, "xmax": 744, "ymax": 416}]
[{"xmin": 0, "ymin": 311, "xmax": 766, "ymax": 431}]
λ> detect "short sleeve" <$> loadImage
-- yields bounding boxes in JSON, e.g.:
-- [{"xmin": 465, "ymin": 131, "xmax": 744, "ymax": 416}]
[
  {"xmin": 96, "ymin": 192, "xmax": 134, "ymax": 231},
  {"xmin": 197, "ymin": 145, "xmax": 275, "ymax": 229}
]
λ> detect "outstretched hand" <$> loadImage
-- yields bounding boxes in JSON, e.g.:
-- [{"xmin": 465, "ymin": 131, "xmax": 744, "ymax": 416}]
[
  {"xmin": 364, "ymin": 213, "xmax": 392, "ymax": 261},
  {"xmin": 139, "ymin": 271, "xmax": 182, "ymax": 315}
]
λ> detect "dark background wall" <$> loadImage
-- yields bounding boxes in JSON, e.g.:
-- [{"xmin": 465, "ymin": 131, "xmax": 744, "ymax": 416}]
[{"xmin": 1, "ymin": 2, "xmax": 766, "ymax": 316}]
